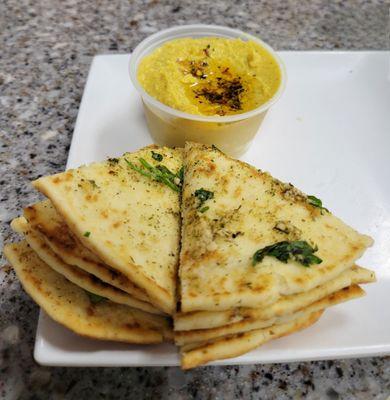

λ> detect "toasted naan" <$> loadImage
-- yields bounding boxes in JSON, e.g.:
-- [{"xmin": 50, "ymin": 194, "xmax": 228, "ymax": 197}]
[
  {"xmin": 24, "ymin": 200, "xmax": 149, "ymax": 302},
  {"xmin": 175, "ymin": 284, "xmax": 364, "ymax": 345},
  {"xmin": 180, "ymin": 310, "xmax": 323, "ymax": 369},
  {"xmin": 3, "ymin": 242, "xmax": 172, "ymax": 344},
  {"xmin": 33, "ymin": 146, "xmax": 183, "ymax": 314},
  {"xmin": 174, "ymin": 265, "xmax": 375, "ymax": 331},
  {"xmin": 179, "ymin": 142, "xmax": 373, "ymax": 312},
  {"xmin": 11, "ymin": 217, "xmax": 162, "ymax": 315}
]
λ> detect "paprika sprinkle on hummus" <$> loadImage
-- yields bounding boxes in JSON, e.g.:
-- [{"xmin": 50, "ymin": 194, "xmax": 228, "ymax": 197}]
[{"xmin": 137, "ymin": 37, "xmax": 281, "ymax": 117}]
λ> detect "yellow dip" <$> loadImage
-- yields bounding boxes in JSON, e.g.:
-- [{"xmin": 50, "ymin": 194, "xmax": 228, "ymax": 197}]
[{"xmin": 137, "ymin": 37, "xmax": 281, "ymax": 116}]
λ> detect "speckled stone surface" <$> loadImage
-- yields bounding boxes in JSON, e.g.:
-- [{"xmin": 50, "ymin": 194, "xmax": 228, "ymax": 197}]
[{"xmin": 1, "ymin": 0, "xmax": 389, "ymax": 399}]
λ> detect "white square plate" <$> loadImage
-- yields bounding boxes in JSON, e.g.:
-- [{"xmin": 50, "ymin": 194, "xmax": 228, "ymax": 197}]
[{"xmin": 35, "ymin": 52, "xmax": 390, "ymax": 366}]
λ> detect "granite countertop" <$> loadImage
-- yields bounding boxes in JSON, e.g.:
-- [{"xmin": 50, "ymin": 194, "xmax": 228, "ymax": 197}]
[{"xmin": 1, "ymin": 0, "xmax": 389, "ymax": 398}]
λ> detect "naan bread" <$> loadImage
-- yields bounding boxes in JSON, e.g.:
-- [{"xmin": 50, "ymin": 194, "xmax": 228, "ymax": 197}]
[
  {"xmin": 11, "ymin": 217, "xmax": 162, "ymax": 315},
  {"xmin": 3, "ymin": 242, "xmax": 172, "ymax": 344},
  {"xmin": 174, "ymin": 265, "xmax": 375, "ymax": 331},
  {"xmin": 179, "ymin": 142, "xmax": 373, "ymax": 312},
  {"xmin": 33, "ymin": 146, "xmax": 183, "ymax": 314},
  {"xmin": 24, "ymin": 200, "xmax": 149, "ymax": 302},
  {"xmin": 175, "ymin": 284, "xmax": 364, "ymax": 345},
  {"xmin": 180, "ymin": 310, "xmax": 323, "ymax": 369}
]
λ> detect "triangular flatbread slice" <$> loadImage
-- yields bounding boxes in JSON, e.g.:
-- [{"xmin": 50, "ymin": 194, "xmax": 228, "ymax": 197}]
[
  {"xmin": 174, "ymin": 265, "xmax": 375, "ymax": 331},
  {"xmin": 24, "ymin": 200, "xmax": 149, "ymax": 302},
  {"xmin": 180, "ymin": 310, "xmax": 323, "ymax": 369},
  {"xmin": 175, "ymin": 284, "xmax": 364, "ymax": 345},
  {"xmin": 3, "ymin": 242, "xmax": 172, "ymax": 344},
  {"xmin": 11, "ymin": 217, "xmax": 162, "ymax": 315},
  {"xmin": 179, "ymin": 142, "xmax": 373, "ymax": 312},
  {"xmin": 33, "ymin": 146, "xmax": 183, "ymax": 314}
]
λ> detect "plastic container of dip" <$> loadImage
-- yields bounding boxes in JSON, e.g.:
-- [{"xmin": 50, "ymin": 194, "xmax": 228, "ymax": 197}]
[{"xmin": 129, "ymin": 24, "xmax": 286, "ymax": 157}]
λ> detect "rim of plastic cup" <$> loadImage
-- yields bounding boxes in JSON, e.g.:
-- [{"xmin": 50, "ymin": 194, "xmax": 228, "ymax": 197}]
[{"xmin": 129, "ymin": 24, "xmax": 286, "ymax": 123}]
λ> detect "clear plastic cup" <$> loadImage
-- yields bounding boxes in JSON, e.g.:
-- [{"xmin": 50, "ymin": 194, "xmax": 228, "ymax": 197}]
[{"xmin": 129, "ymin": 24, "xmax": 286, "ymax": 157}]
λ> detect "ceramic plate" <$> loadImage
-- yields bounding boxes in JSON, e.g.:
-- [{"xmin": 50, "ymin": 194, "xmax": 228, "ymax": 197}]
[{"xmin": 34, "ymin": 51, "xmax": 390, "ymax": 366}]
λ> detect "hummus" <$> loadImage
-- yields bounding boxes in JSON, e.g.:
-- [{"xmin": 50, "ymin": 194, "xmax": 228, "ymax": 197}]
[{"xmin": 137, "ymin": 37, "xmax": 281, "ymax": 116}]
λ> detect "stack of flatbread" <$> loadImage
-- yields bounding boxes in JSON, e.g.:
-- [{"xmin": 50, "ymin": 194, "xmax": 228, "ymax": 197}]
[
  {"xmin": 4, "ymin": 142, "xmax": 375, "ymax": 369},
  {"xmin": 175, "ymin": 142, "xmax": 375, "ymax": 368},
  {"xmin": 4, "ymin": 145, "xmax": 184, "ymax": 344}
]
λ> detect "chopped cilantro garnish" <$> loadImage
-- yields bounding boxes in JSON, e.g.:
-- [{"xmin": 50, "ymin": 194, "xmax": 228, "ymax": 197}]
[
  {"xmin": 126, "ymin": 158, "xmax": 183, "ymax": 192},
  {"xmin": 252, "ymin": 240, "xmax": 322, "ymax": 267},
  {"xmin": 151, "ymin": 151, "xmax": 163, "ymax": 162},
  {"xmin": 199, "ymin": 206, "xmax": 209, "ymax": 213},
  {"xmin": 307, "ymin": 195, "xmax": 329, "ymax": 213},
  {"xmin": 83, "ymin": 231, "xmax": 91, "ymax": 237},
  {"xmin": 177, "ymin": 166, "xmax": 184, "ymax": 184},
  {"xmin": 194, "ymin": 188, "xmax": 214, "ymax": 209}
]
